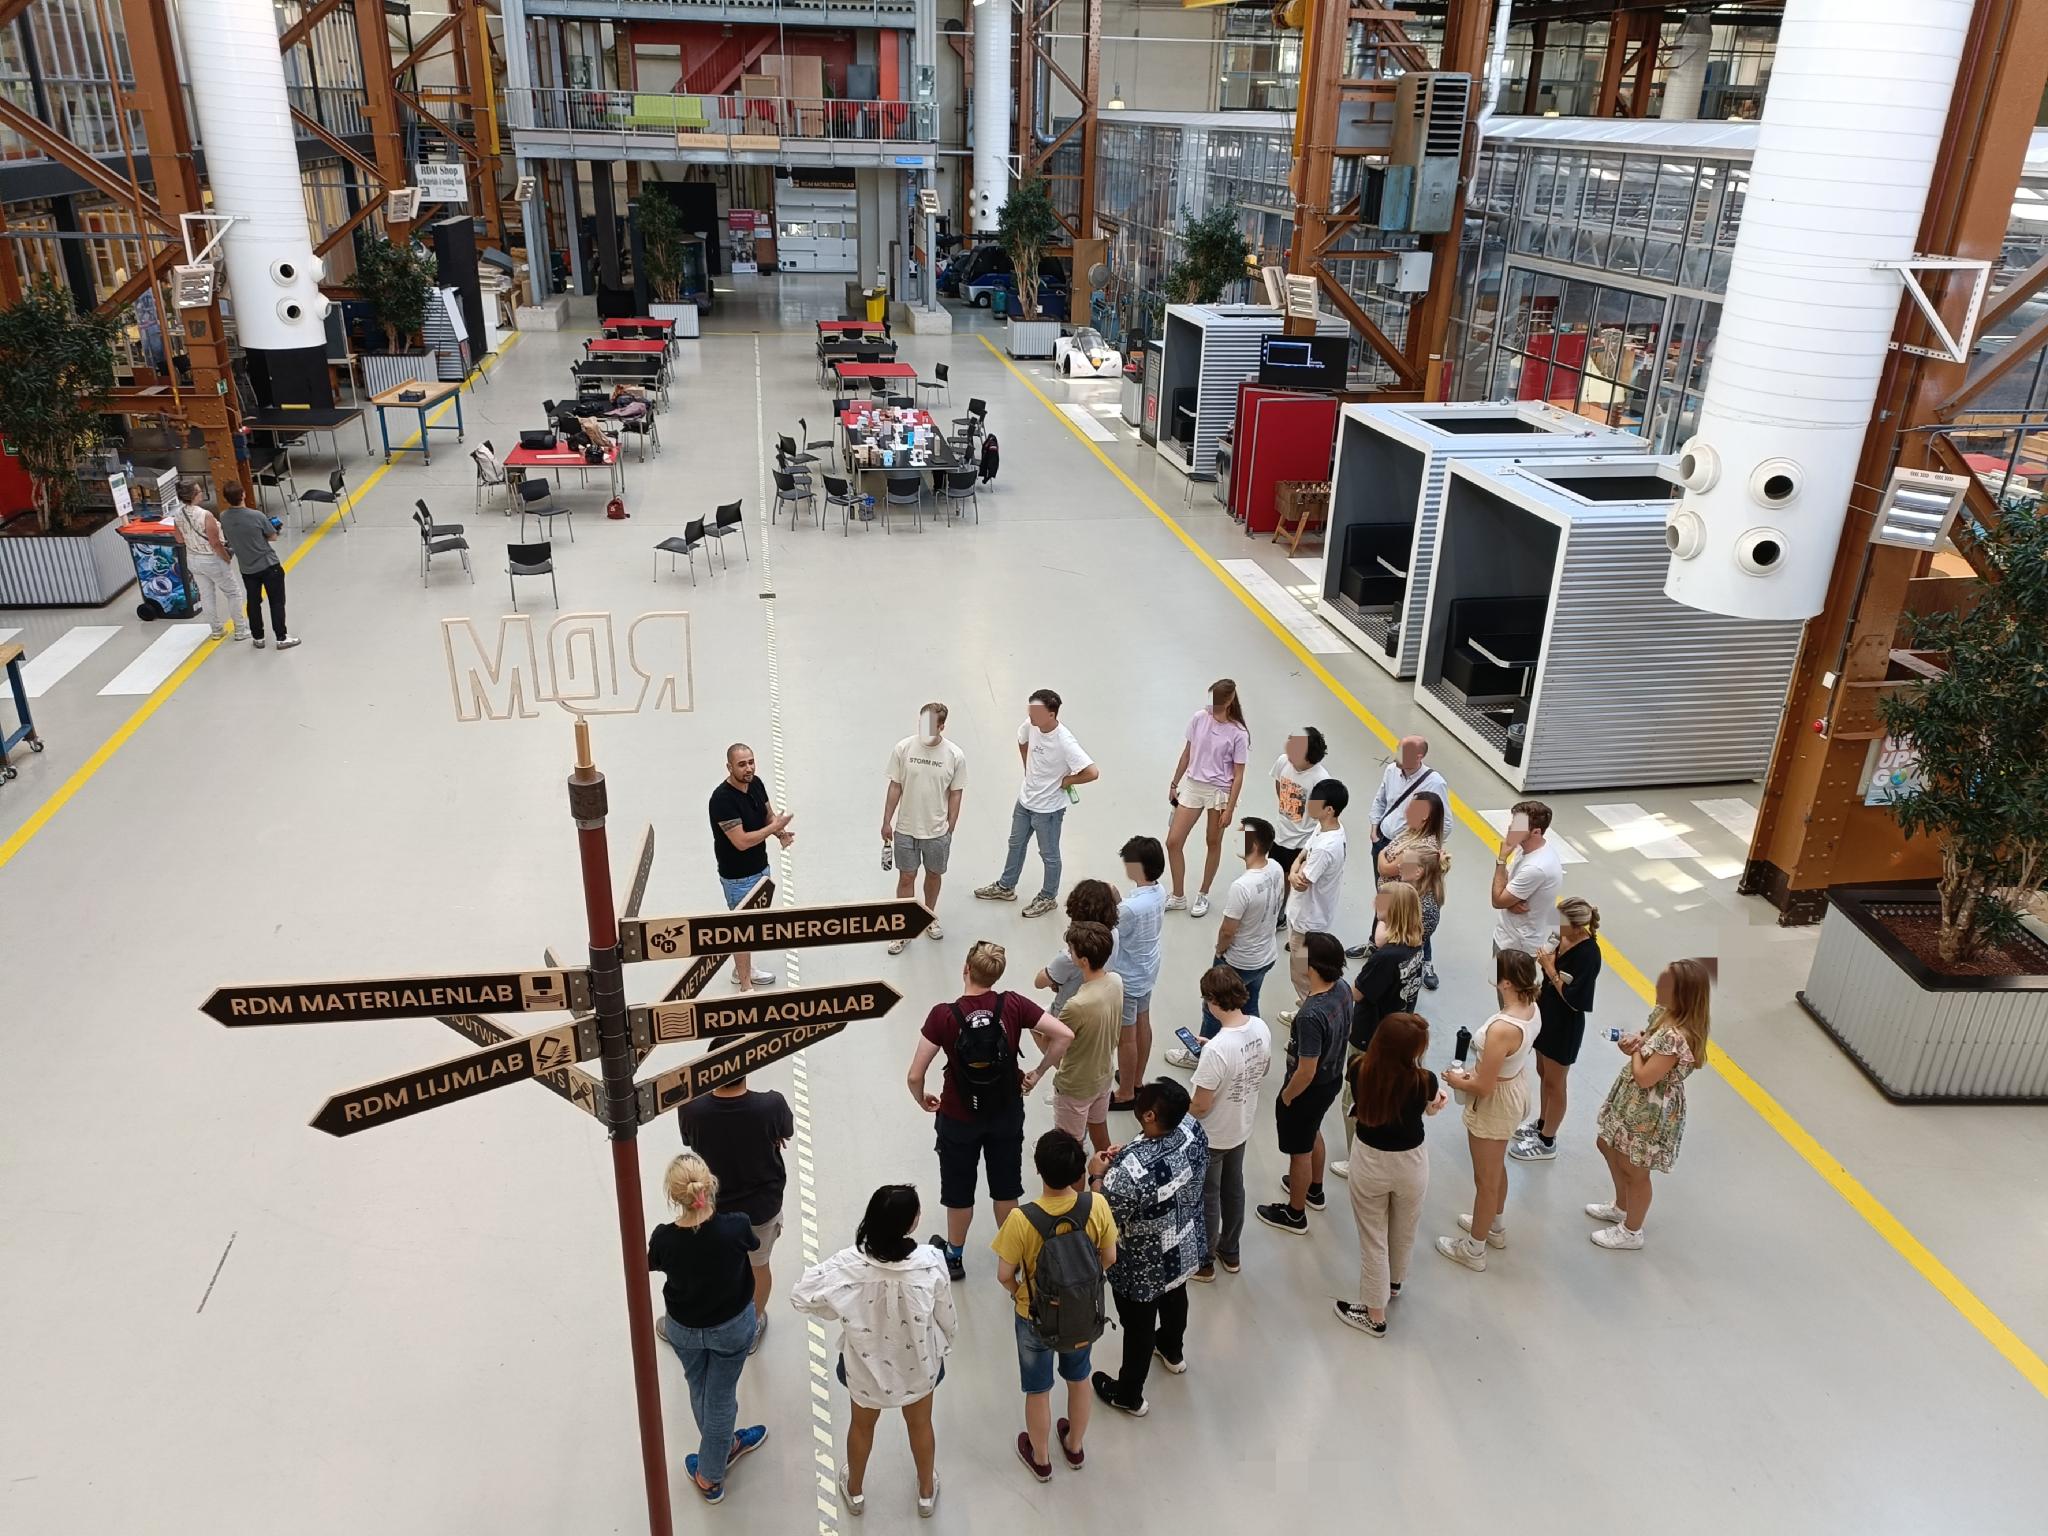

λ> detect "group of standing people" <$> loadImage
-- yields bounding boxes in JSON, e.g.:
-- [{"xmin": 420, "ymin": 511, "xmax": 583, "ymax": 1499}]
[
  {"xmin": 666, "ymin": 681, "xmax": 1712, "ymax": 1514},
  {"xmin": 169, "ymin": 480, "xmax": 298, "ymax": 648}
]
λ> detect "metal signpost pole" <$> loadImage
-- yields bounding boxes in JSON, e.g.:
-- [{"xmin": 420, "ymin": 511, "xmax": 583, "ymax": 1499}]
[{"xmin": 567, "ymin": 719, "xmax": 672, "ymax": 1536}]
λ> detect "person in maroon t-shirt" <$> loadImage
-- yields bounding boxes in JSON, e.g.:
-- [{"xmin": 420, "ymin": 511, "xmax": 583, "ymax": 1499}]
[{"xmin": 905, "ymin": 940, "xmax": 1073, "ymax": 1281}]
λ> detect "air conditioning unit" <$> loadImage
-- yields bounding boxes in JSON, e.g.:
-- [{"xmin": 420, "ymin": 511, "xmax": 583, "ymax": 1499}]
[
  {"xmin": 1284, "ymin": 274, "xmax": 1321, "ymax": 322},
  {"xmin": 1369, "ymin": 72, "xmax": 1471, "ymax": 235}
]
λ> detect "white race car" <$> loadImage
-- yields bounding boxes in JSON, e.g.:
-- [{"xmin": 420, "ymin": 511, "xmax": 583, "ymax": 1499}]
[{"xmin": 1054, "ymin": 327, "xmax": 1122, "ymax": 378}]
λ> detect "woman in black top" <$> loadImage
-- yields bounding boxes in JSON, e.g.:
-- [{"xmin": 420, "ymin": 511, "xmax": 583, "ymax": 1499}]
[
  {"xmin": 1512, "ymin": 895, "xmax": 1604, "ymax": 1164},
  {"xmin": 648, "ymin": 1153, "xmax": 768, "ymax": 1504},
  {"xmin": 1337, "ymin": 1012, "xmax": 1446, "ymax": 1337}
]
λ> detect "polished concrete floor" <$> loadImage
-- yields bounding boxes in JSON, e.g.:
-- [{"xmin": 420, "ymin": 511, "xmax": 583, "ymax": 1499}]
[{"xmin": 3, "ymin": 276, "xmax": 2046, "ymax": 1534}]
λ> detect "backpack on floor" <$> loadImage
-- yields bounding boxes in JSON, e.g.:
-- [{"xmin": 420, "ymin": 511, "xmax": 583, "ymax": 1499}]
[
  {"xmin": 1021, "ymin": 1193, "xmax": 1108, "ymax": 1352},
  {"xmin": 977, "ymin": 434, "xmax": 1000, "ymax": 485},
  {"xmin": 951, "ymin": 993, "xmax": 1018, "ymax": 1117}
]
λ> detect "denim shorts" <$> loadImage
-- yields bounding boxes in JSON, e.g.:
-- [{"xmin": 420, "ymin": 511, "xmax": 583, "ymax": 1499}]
[
  {"xmin": 721, "ymin": 873, "xmax": 766, "ymax": 909},
  {"xmin": 1014, "ymin": 1311, "xmax": 1091, "ymax": 1394}
]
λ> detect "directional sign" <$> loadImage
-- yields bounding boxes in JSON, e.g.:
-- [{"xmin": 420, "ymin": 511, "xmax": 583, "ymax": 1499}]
[
  {"xmin": 206, "ymin": 968, "xmax": 590, "ymax": 1027},
  {"xmin": 440, "ymin": 1009, "xmax": 607, "ymax": 1120},
  {"xmin": 633, "ymin": 980, "xmax": 900, "ymax": 1044},
  {"xmin": 638, "ymin": 1021, "xmax": 847, "ymax": 1122},
  {"xmin": 311, "ymin": 1022, "xmax": 596, "ymax": 1137},
  {"xmin": 620, "ymin": 898, "xmax": 930, "ymax": 964}
]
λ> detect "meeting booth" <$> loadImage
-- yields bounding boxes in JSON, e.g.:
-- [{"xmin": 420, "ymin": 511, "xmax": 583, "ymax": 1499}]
[
  {"xmin": 1411, "ymin": 454, "xmax": 1804, "ymax": 791},
  {"xmin": 1317, "ymin": 402, "xmax": 1645, "ymax": 678}
]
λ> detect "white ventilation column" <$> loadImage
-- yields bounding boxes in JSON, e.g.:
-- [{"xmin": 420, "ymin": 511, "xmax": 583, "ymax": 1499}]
[
  {"xmin": 971, "ymin": 0, "xmax": 1012, "ymax": 234},
  {"xmin": 1658, "ymin": 12, "xmax": 1714, "ymax": 121},
  {"xmin": 1663, "ymin": 0, "xmax": 1972, "ymax": 620},
  {"xmin": 177, "ymin": 0, "xmax": 329, "ymax": 352}
]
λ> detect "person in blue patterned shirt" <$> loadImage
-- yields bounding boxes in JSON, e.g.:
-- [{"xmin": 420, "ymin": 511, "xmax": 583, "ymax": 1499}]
[{"xmin": 1086, "ymin": 1077, "xmax": 1209, "ymax": 1415}]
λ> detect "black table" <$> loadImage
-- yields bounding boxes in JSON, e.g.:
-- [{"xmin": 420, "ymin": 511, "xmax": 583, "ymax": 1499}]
[{"xmin": 241, "ymin": 406, "xmax": 371, "ymax": 463}]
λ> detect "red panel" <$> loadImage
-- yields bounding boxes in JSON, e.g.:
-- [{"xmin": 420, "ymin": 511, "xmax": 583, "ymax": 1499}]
[{"xmin": 1238, "ymin": 393, "xmax": 1339, "ymax": 536}]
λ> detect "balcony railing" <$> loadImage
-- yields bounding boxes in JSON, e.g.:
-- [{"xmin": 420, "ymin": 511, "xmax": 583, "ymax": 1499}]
[{"xmin": 507, "ymin": 87, "xmax": 934, "ymax": 148}]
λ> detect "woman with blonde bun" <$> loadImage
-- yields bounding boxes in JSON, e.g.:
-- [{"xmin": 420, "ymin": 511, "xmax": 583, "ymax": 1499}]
[
  {"xmin": 649, "ymin": 1152, "xmax": 769, "ymax": 1504},
  {"xmin": 1512, "ymin": 895, "xmax": 1604, "ymax": 1163}
]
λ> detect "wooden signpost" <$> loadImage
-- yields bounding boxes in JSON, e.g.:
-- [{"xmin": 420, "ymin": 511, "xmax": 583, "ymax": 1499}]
[{"xmin": 204, "ymin": 729, "xmax": 912, "ymax": 1536}]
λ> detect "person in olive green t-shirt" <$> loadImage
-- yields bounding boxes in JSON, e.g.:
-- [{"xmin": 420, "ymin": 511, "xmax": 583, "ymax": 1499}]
[{"xmin": 1049, "ymin": 921, "xmax": 1122, "ymax": 1153}]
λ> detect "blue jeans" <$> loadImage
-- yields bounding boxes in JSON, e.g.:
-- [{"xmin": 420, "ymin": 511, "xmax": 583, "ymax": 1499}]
[
  {"xmin": 998, "ymin": 801, "xmax": 1066, "ymax": 900},
  {"xmin": 720, "ymin": 873, "xmax": 764, "ymax": 909},
  {"xmin": 661, "ymin": 1305, "xmax": 756, "ymax": 1484},
  {"xmin": 1199, "ymin": 958, "xmax": 1273, "ymax": 1039},
  {"xmin": 1014, "ymin": 1311, "xmax": 1092, "ymax": 1394}
]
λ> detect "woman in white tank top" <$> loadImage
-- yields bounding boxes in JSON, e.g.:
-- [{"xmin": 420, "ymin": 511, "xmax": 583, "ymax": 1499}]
[
  {"xmin": 169, "ymin": 482, "xmax": 247, "ymax": 641},
  {"xmin": 1436, "ymin": 951, "xmax": 1543, "ymax": 1271}
]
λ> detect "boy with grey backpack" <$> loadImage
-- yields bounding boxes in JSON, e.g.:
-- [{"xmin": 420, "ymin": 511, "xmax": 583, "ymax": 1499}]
[{"xmin": 993, "ymin": 1131, "xmax": 1119, "ymax": 1482}]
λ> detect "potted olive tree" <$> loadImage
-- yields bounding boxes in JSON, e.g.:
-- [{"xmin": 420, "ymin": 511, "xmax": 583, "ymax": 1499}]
[
  {"xmin": 356, "ymin": 233, "xmax": 441, "ymax": 394},
  {"xmin": 1798, "ymin": 496, "xmax": 2048, "ymax": 1100},
  {"xmin": 0, "ymin": 279, "xmax": 133, "ymax": 605},
  {"xmin": 998, "ymin": 178, "xmax": 1062, "ymax": 359},
  {"xmin": 1166, "ymin": 206, "xmax": 1252, "ymax": 305}
]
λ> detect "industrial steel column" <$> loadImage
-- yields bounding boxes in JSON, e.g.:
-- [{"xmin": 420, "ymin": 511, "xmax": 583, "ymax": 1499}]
[
  {"xmin": 1743, "ymin": 0, "xmax": 2048, "ymax": 919},
  {"xmin": 353, "ymin": 0, "xmax": 416, "ymax": 241}
]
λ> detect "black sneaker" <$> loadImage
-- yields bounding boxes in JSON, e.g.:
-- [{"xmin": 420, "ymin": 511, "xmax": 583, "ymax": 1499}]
[
  {"xmin": 931, "ymin": 1234, "xmax": 965, "ymax": 1282},
  {"xmin": 1280, "ymin": 1174, "xmax": 1327, "ymax": 1212},
  {"xmin": 1091, "ymin": 1371, "xmax": 1148, "ymax": 1416},
  {"xmin": 1334, "ymin": 1301, "xmax": 1387, "ymax": 1337},
  {"xmin": 1255, "ymin": 1202, "xmax": 1309, "ymax": 1236}
]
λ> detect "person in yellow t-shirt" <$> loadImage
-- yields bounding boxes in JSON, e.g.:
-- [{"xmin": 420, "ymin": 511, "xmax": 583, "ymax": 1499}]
[{"xmin": 992, "ymin": 1131, "xmax": 1118, "ymax": 1482}]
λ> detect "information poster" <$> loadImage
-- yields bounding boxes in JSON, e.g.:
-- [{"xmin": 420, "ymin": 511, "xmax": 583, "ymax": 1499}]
[{"xmin": 729, "ymin": 210, "xmax": 761, "ymax": 274}]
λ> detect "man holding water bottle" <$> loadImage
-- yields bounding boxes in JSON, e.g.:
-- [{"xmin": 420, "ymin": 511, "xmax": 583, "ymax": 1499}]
[
  {"xmin": 977, "ymin": 689, "xmax": 1099, "ymax": 919},
  {"xmin": 882, "ymin": 703, "xmax": 968, "ymax": 955}
]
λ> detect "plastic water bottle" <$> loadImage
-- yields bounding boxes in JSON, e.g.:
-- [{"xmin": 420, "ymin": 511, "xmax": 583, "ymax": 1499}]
[
  {"xmin": 881, "ymin": 838, "xmax": 894, "ymax": 872},
  {"xmin": 1065, "ymin": 785, "xmax": 1081, "ymax": 805}
]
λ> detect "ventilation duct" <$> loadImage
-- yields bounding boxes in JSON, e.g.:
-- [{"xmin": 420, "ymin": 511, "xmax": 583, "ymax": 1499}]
[
  {"xmin": 177, "ymin": 0, "xmax": 329, "ymax": 352},
  {"xmin": 1663, "ymin": 0, "xmax": 1973, "ymax": 620},
  {"xmin": 971, "ymin": 1, "xmax": 1013, "ymax": 234}
]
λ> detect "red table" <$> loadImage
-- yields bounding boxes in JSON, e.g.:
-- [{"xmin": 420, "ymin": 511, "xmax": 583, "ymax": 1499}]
[
  {"xmin": 505, "ymin": 440, "xmax": 625, "ymax": 501},
  {"xmin": 590, "ymin": 337, "xmax": 668, "ymax": 356},
  {"xmin": 605, "ymin": 317, "xmax": 676, "ymax": 335},
  {"xmin": 832, "ymin": 362, "xmax": 917, "ymax": 381},
  {"xmin": 818, "ymin": 319, "xmax": 886, "ymax": 334}
]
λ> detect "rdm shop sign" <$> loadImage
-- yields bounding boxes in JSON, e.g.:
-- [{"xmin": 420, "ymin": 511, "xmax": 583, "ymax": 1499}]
[{"xmin": 441, "ymin": 611, "xmax": 694, "ymax": 722}]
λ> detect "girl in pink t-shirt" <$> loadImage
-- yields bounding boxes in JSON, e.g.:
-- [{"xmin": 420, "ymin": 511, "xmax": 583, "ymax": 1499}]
[{"xmin": 1165, "ymin": 678, "xmax": 1252, "ymax": 916}]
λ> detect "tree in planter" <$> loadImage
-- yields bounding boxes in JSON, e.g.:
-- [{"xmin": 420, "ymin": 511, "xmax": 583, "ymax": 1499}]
[
  {"xmin": 0, "ymin": 278, "xmax": 124, "ymax": 532},
  {"xmin": 997, "ymin": 178, "xmax": 1060, "ymax": 321},
  {"xmin": 1877, "ymin": 495, "xmax": 2048, "ymax": 965},
  {"xmin": 356, "ymin": 233, "xmax": 438, "ymax": 351},
  {"xmin": 1165, "ymin": 206, "xmax": 1251, "ymax": 305},
  {"xmin": 636, "ymin": 194, "xmax": 687, "ymax": 305}
]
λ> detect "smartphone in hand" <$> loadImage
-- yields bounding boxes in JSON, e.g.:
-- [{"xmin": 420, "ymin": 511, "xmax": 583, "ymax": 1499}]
[{"xmin": 1174, "ymin": 1026, "xmax": 1202, "ymax": 1057}]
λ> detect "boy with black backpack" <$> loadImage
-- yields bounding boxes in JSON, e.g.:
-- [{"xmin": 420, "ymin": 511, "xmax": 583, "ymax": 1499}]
[
  {"xmin": 994, "ymin": 1130, "xmax": 1118, "ymax": 1483},
  {"xmin": 906, "ymin": 941, "xmax": 1074, "ymax": 1282}
]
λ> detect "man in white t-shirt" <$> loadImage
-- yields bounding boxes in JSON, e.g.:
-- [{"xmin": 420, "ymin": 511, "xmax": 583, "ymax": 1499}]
[
  {"xmin": 882, "ymin": 702, "xmax": 969, "ymax": 954},
  {"xmin": 1270, "ymin": 727, "xmax": 1331, "ymax": 893},
  {"xmin": 1284, "ymin": 780, "xmax": 1350, "ymax": 1008},
  {"xmin": 1368, "ymin": 736, "xmax": 1447, "ymax": 864},
  {"xmin": 1490, "ymin": 798, "xmax": 1565, "ymax": 956},
  {"xmin": 1167, "ymin": 817, "xmax": 1285, "ymax": 1069},
  {"xmin": 976, "ymin": 688, "xmax": 1099, "ymax": 919},
  {"xmin": 1188, "ymin": 964, "xmax": 1272, "ymax": 1279}
]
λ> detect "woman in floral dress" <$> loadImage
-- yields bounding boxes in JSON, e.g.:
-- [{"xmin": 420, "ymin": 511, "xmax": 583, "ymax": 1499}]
[{"xmin": 1588, "ymin": 958, "xmax": 1711, "ymax": 1251}]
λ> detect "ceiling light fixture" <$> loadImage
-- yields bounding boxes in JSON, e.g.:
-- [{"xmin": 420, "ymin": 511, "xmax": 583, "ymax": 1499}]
[{"xmin": 1108, "ymin": 80, "xmax": 1124, "ymax": 110}]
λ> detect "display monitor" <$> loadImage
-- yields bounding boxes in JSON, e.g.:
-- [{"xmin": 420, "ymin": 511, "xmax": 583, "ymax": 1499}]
[{"xmin": 1258, "ymin": 334, "xmax": 1347, "ymax": 391}]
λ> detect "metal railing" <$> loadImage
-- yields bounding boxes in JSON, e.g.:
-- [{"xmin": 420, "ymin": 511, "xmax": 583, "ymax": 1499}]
[{"xmin": 507, "ymin": 87, "xmax": 934, "ymax": 147}]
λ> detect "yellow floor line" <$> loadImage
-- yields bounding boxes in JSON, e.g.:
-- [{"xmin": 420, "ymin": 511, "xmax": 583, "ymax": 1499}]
[
  {"xmin": 977, "ymin": 332, "xmax": 2048, "ymax": 1401},
  {"xmin": 0, "ymin": 334, "xmax": 522, "ymax": 877}
]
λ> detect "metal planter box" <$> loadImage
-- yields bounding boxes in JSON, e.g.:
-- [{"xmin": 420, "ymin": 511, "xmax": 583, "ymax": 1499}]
[
  {"xmin": 1318, "ymin": 401, "xmax": 1646, "ymax": 677},
  {"xmin": 0, "ymin": 516, "xmax": 133, "ymax": 607},
  {"xmin": 1799, "ymin": 884, "xmax": 2048, "ymax": 1103}
]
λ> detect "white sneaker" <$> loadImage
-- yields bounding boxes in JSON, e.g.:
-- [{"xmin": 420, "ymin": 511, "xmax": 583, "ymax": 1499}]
[
  {"xmin": 736, "ymin": 969, "xmax": 779, "ymax": 990},
  {"xmin": 1591, "ymin": 1224, "xmax": 1645, "ymax": 1251},
  {"xmin": 1435, "ymin": 1234, "xmax": 1487, "ymax": 1272},
  {"xmin": 1458, "ymin": 1213, "xmax": 1507, "ymax": 1249},
  {"xmin": 838, "ymin": 1464, "xmax": 864, "ymax": 1516},
  {"xmin": 1584, "ymin": 1202, "xmax": 1626, "ymax": 1224},
  {"xmin": 1163, "ymin": 1045, "xmax": 1199, "ymax": 1069},
  {"xmin": 1508, "ymin": 1135, "xmax": 1557, "ymax": 1162},
  {"xmin": 1164, "ymin": 894, "xmax": 1187, "ymax": 912},
  {"xmin": 917, "ymin": 1475, "xmax": 939, "ymax": 1519},
  {"xmin": 207, "ymin": 627, "xmax": 226, "ymax": 640},
  {"xmin": 1190, "ymin": 893, "xmax": 1211, "ymax": 918},
  {"xmin": 1328, "ymin": 1160, "xmax": 1350, "ymax": 1180},
  {"xmin": 228, "ymin": 628, "xmax": 248, "ymax": 643},
  {"xmin": 888, "ymin": 939, "xmax": 909, "ymax": 955},
  {"xmin": 927, "ymin": 921, "xmax": 944, "ymax": 941}
]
